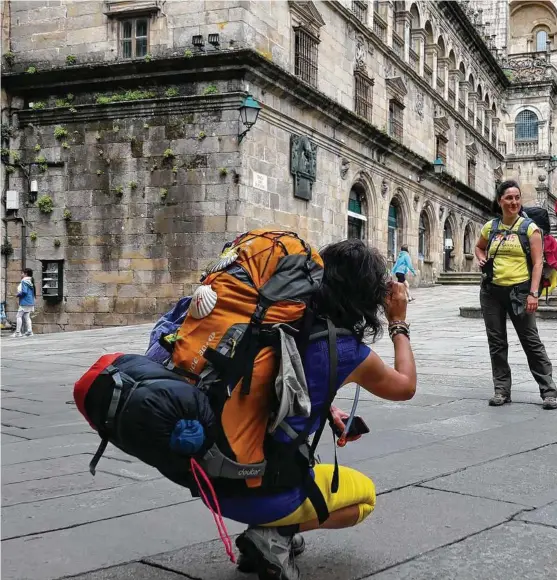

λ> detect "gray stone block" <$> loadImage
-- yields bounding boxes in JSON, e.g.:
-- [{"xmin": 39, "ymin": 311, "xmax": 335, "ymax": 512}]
[
  {"xmin": 517, "ymin": 500, "xmax": 557, "ymax": 527},
  {"xmin": 368, "ymin": 522, "xmax": 557, "ymax": 580},
  {"xmin": 424, "ymin": 445, "xmax": 557, "ymax": 508},
  {"xmin": 1, "ymin": 500, "xmax": 244, "ymax": 580},
  {"xmin": 147, "ymin": 487, "xmax": 521, "ymax": 580},
  {"xmin": 69, "ymin": 563, "xmax": 187, "ymax": 580},
  {"xmin": 2, "ymin": 478, "xmax": 191, "ymax": 539}
]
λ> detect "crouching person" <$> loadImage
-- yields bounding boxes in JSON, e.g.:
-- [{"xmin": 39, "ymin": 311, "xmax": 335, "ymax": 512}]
[{"xmin": 217, "ymin": 240, "xmax": 417, "ymax": 580}]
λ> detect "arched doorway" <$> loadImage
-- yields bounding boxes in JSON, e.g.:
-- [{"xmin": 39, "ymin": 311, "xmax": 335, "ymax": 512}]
[
  {"xmin": 347, "ymin": 185, "xmax": 367, "ymax": 240},
  {"xmin": 418, "ymin": 210, "xmax": 431, "ymax": 261},
  {"xmin": 443, "ymin": 219, "xmax": 454, "ymax": 272},
  {"xmin": 388, "ymin": 199, "xmax": 402, "ymax": 262}
]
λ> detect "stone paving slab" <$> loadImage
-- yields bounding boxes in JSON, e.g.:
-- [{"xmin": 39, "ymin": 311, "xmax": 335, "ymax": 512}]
[
  {"xmin": 366, "ymin": 522, "xmax": 557, "ymax": 580},
  {"xmin": 1, "ymin": 500, "xmax": 245, "ymax": 580},
  {"xmin": 146, "ymin": 487, "xmax": 522, "ymax": 580},
  {"xmin": 2, "ymin": 479, "xmax": 193, "ymax": 539},
  {"xmin": 422, "ymin": 445, "xmax": 557, "ymax": 508},
  {"xmin": 66, "ymin": 563, "xmax": 187, "ymax": 580},
  {"xmin": 517, "ymin": 500, "xmax": 557, "ymax": 527}
]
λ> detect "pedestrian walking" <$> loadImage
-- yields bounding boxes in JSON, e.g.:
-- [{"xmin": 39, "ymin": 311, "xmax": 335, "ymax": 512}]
[
  {"xmin": 12, "ymin": 268, "xmax": 36, "ymax": 338},
  {"xmin": 391, "ymin": 245, "xmax": 416, "ymax": 302},
  {"xmin": 475, "ymin": 180, "xmax": 556, "ymax": 410}
]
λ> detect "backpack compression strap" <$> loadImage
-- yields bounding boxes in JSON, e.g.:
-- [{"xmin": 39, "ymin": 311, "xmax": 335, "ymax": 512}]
[{"xmin": 89, "ymin": 365, "xmax": 123, "ymax": 476}]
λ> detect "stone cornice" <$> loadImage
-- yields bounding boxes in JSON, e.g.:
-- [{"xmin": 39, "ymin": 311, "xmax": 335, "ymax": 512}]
[{"xmin": 2, "ymin": 48, "xmax": 492, "ymax": 213}]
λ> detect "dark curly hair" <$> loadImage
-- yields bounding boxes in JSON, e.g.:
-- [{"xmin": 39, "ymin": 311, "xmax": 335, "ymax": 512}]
[{"xmin": 314, "ymin": 239, "xmax": 389, "ymax": 342}]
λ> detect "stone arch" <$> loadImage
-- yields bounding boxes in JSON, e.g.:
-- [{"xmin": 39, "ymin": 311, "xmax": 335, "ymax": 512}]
[
  {"xmin": 442, "ymin": 211, "xmax": 459, "ymax": 272},
  {"xmin": 448, "ymin": 48, "xmax": 457, "ymax": 70},
  {"xmin": 350, "ymin": 171, "xmax": 378, "ymax": 244},
  {"xmin": 409, "ymin": 2, "xmax": 421, "ymax": 28},
  {"xmin": 387, "ymin": 188, "xmax": 411, "ymax": 261},
  {"xmin": 436, "ymin": 34, "xmax": 447, "ymax": 57},
  {"xmin": 463, "ymin": 221, "xmax": 474, "ymax": 255},
  {"xmin": 424, "ymin": 20, "xmax": 434, "ymax": 43}
]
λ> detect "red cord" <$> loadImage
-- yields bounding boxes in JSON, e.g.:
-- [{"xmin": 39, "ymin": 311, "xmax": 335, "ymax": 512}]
[{"xmin": 190, "ymin": 458, "xmax": 236, "ymax": 563}]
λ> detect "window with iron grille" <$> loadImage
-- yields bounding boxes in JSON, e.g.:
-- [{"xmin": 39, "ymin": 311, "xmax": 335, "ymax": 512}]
[
  {"xmin": 418, "ymin": 211, "xmax": 430, "ymax": 260},
  {"xmin": 467, "ymin": 159, "xmax": 476, "ymax": 189},
  {"xmin": 536, "ymin": 29, "xmax": 548, "ymax": 52},
  {"xmin": 295, "ymin": 27, "xmax": 319, "ymax": 87},
  {"xmin": 388, "ymin": 100, "xmax": 404, "ymax": 141},
  {"xmin": 355, "ymin": 72, "xmax": 373, "ymax": 121},
  {"xmin": 353, "ymin": 0, "xmax": 368, "ymax": 23},
  {"xmin": 348, "ymin": 188, "xmax": 366, "ymax": 240},
  {"xmin": 515, "ymin": 110, "xmax": 538, "ymax": 141},
  {"xmin": 435, "ymin": 135, "xmax": 447, "ymax": 164},
  {"xmin": 120, "ymin": 17, "xmax": 149, "ymax": 59}
]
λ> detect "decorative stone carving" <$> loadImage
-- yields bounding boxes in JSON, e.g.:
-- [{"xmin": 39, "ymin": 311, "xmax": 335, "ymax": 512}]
[
  {"xmin": 439, "ymin": 206, "xmax": 445, "ymax": 220},
  {"xmin": 414, "ymin": 91, "xmax": 424, "ymax": 120},
  {"xmin": 413, "ymin": 194, "xmax": 420, "ymax": 211},
  {"xmin": 498, "ymin": 55, "xmax": 550, "ymax": 82},
  {"xmin": 460, "ymin": 215, "xmax": 465, "ymax": 227},
  {"xmin": 381, "ymin": 178, "xmax": 388, "ymax": 199},
  {"xmin": 385, "ymin": 61, "xmax": 394, "ymax": 78},
  {"xmin": 355, "ymin": 35, "xmax": 366, "ymax": 70},
  {"xmin": 290, "ymin": 134, "xmax": 317, "ymax": 201},
  {"xmin": 340, "ymin": 158, "xmax": 350, "ymax": 180}
]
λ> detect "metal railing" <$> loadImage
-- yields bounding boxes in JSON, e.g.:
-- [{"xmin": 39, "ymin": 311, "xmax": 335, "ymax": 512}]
[
  {"xmin": 373, "ymin": 13, "xmax": 387, "ymax": 41},
  {"xmin": 389, "ymin": 116, "xmax": 403, "ymax": 141},
  {"xmin": 409, "ymin": 48, "xmax": 419, "ymax": 73}
]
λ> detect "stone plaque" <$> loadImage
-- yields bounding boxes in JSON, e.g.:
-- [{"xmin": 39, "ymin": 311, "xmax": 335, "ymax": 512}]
[
  {"xmin": 290, "ymin": 134, "xmax": 317, "ymax": 201},
  {"xmin": 252, "ymin": 171, "xmax": 267, "ymax": 191}
]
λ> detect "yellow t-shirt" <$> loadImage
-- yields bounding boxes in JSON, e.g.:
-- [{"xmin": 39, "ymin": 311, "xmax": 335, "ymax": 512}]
[{"xmin": 480, "ymin": 218, "xmax": 540, "ymax": 287}]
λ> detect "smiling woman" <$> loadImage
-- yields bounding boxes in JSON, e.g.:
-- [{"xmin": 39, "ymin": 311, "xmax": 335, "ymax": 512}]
[{"xmin": 475, "ymin": 180, "xmax": 557, "ymax": 410}]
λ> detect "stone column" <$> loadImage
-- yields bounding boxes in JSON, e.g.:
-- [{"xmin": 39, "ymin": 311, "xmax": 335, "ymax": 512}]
[
  {"xmin": 485, "ymin": 109, "xmax": 494, "ymax": 144},
  {"xmin": 476, "ymin": 101, "xmax": 485, "ymax": 133},
  {"xmin": 468, "ymin": 91, "xmax": 478, "ymax": 127},
  {"xmin": 412, "ymin": 29, "xmax": 426, "ymax": 76},
  {"xmin": 536, "ymin": 175, "xmax": 549, "ymax": 207},
  {"xmin": 460, "ymin": 80, "xmax": 470, "ymax": 116},
  {"xmin": 425, "ymin": 44, "xmax": 438, "ymax": 87},
  {"xmin": 395, "ymin": 11, "xmax": 411, "ymax": 63},
  {"xmin": 449, "ymin": 70, "xmax": 460, "ymax": 109},
  {"xmin": 437, "ymin": 57, "xmax": 449, "ymax": 100}
]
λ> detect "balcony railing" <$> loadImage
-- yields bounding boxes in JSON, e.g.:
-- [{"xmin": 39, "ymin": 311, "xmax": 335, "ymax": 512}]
[
  {"xmin": 491, "ymin": 134, "xmax": 497, "ymax": 147},
  {"xmin": 392, "ymin": 33, "xmax": 404, "ymax": 59},
  {"xmin": 448, "ymin": 88, "xmax": 455, "ymax": 103},
  {"xmin": 389, "ymin": 117, "xmax": 403, "ymax": 141},
  {"xmin": 459, "ymin": 100, "xmax": 465, "ymax": 116},
  {"xmin": 373, "ymin": 13, "xmax": 387, "ymax": 41},
  {"xmin": 468, "ymin": 108, "xmax": 474, "ymax": 123},
  {"xmin": 515, "ymin": 140, "xmax": 538, "ymax": 156},
  {"xmin": 484, "ymin": 126, "xmax": 489, "ymax": 139},
  {"xmin": 409, "ymin": 48, "xmax": 419, "ymax": 73},
  {"xmin": 424, "ymin": 64, "xmax": 433, "ymax": 85},
  {"xmin": 498, "ymin": 141, "xmax": 507, "ymax": 155}
]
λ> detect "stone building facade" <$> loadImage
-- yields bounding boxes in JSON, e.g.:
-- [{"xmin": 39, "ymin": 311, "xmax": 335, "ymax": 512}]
[{"xmin": 0, "ymin": 0, "xmax": 546, "ymax": 332}]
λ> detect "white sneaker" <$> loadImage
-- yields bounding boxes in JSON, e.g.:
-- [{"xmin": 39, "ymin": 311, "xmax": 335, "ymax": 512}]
[
  {"xmin": 11, "ymin": 332, "xmax": 22, "ymax": 338},
  {"xmin": 24, "ymin": 332, "xmax": 33, "ymax": 337}
]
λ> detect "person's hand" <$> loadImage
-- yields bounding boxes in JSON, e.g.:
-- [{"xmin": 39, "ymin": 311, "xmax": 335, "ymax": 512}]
[
  {"xmin": 385, "ymin": 282, "xmax": 407, "ymax": 324},
  {"xmin": 526, "ymin": 295, "xmax": 539, "ymax": 314},
  {"xmin": 330, "ymin": 405, "xmax": 361, "ymax": 447},
  {"xmin": 477, "ymin": 256, "xmax": 487, "ymax": 267}
]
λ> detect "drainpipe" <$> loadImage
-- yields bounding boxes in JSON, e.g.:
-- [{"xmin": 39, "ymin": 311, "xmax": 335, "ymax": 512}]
[{"xmin": 2, "ymin": 216, "xmax": 26, "ymax": 308}]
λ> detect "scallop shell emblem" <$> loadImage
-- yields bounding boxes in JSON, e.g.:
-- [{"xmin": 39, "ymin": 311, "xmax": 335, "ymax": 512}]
[
  {"xmin": 189, "ymin": 285, "xmax": 218, "ymax": 319},
  {"xmin": 205, "ymin": 247, "xmax": 239, "ymax": 275}
]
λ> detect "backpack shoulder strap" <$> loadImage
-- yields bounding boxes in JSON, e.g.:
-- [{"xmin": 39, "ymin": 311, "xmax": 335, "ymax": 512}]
[
  {"xmin": 486, "ymin": 218, "xmax": 501, "ymax": 251},
  {"xmin": 516, "ymin": 218, "xmax": 534, "ymax": 269}
]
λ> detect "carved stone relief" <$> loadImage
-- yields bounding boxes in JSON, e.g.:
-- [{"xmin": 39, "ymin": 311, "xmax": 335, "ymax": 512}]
[
  {"xmin": 414, "ymin": 91, "xmax": 424, "ymax": 121},
  {"xmin": 290, "ymin": 134, "xmax": 318, "ymax": 201},
  {"xmin": 381, "ymin": 178, "xmax": 389, "ymax": 199},
  {"xmin": 340, "ymin": 158, "xmax": 350, "ymax": 179}
]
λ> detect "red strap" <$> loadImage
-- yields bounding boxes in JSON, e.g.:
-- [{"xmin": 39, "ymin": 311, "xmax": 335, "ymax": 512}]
[{"xmin": 190, "ymin": 458, "xmax": 236, "ymax": 563}]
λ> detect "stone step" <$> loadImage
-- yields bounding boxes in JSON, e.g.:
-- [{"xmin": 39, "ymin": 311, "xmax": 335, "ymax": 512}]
[
  {"xmin": 437, "ymin": 272, "xmax": 482, "ymax": 286},
  {"xmin": 460, "ymin": 305, "xmax": 557, "ymax": 319}
]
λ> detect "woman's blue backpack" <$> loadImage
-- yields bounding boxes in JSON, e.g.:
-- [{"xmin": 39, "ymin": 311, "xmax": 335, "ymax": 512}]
[{"xmin": 145, "ymin": 297, "xmax": 191, "ymax": 363}]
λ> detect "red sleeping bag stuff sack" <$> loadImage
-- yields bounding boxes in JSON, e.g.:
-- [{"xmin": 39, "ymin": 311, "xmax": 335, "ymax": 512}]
[{"xmin": 73, "ymin": 353, "xmax": 215, "ymax": 487}]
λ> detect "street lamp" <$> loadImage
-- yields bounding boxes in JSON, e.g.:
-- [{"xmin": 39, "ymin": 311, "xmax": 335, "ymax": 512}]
[
  {"xmin": 433, "ymin": 157, "xmax": 445, "ymax": 175},
  {"xmin": 238, "ymin": 95, "xmax": 261, "ymax": 143},
  {"xmin": 548, "ymin": 155, "xmax": 557, "ymax": 173}
]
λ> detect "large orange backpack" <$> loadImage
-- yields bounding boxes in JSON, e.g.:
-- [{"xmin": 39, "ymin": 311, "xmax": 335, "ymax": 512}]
[{"xmin": 164, "ymin": 230, "xmax": 324, "ymax": 495}]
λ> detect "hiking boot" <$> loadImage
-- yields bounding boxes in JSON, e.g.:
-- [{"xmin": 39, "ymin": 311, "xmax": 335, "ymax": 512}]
[
  {"xmin": 237, "ymin": 533, "xmax": 305, "ymax": 574},
  {"xmin": 542, "ymin": 397, "xmax": 557, "ymax": 410},
  {"xmin": 488, "ymin": 393, "xmax": 511, "ymax": 406},
  {"xmin": 236, "ymin": 527, "xmax": 300, "ymax": 580}
]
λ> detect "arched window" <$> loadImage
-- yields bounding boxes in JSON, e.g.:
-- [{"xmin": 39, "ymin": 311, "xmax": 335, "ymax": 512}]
[
  {"xmin": 418, "ymin": 211, "xmax": 430, "ymax": 260},
  {"xmin": 536, "ymin": 30, "xmax": 548, "ymax": 52},
  {"xmin": 464, "ymin": 224, "xmax": 473, "ymax": 255},
  {"xmin": 388, "ymin": 201, "xmax": 400, "ymax": 260},
  {"xmin": 443, "ymin": 219, "xmax": 454, "ymax": 272},
  {"xmin": 515, "ymin": 110, "xmax": 538, "ymax": 141},
  {"xmin": 348, "ymin": 186, "xmax": 366, "ymax": 240}
]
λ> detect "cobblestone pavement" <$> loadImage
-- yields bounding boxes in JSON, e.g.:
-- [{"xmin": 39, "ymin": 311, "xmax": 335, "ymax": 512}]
[{"xmin": 2, "ymin": 286, "xmax": 556, "ymax": 580}]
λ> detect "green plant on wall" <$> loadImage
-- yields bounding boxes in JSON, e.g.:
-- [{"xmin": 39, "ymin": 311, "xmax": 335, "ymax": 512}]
[
  {"xmin": 95, "ymin": 90, "xmax": 156, "ymax": 105},
  {"xmin": 30, "ymin": 101, "xmax": 45, "ymax": 110},
  {"xmin": 66, "ymin": 54, "xmax": 77, "ymax": 65},
  {"xmin": 129, "ymin": 181, "xmax": 138, "ymax": 190},
  {"xmin": 203, "ymin": 85, "xmax": 219, "ymax": 95},
  {"xmin": 30, "ymin": 232, "xmax": 38, "ymax": 242},
  {"xmin": 26, "ymin": 66, "xmax": 37, "ymax": 74},
  {"xmin": 113, "ymin": 185, "xmax": 124, "ymax": 196},
  {"xmin": 54, "ymin": 125, "xmax": 68, "ymax": 140},
  {"xmin": 219, "ymin": 167, "xmax": 228, "ymax": 177},
  {"xmin": 160, "ymin": 188, "xmax": 168, "ymax": 200},
  {"xmin": 172, "ymin": 166, "xmax": 178, "ymax": 174},
  {"xmin": 54, "ymin": 238, "xmax": 61, "ymax": 247},
  {"xmin": 197, "ymin": 131, "xmax": 206, "ymax": 141},
  {"xmin": 163, "ymin": 148, "xmax": 175, "ymax": 159},
  {"xmin": 63, "ymin": 209, "xmax": 72, "ymax": 221},
  {"xmin": 61, "ymin": 141, "xmax": 70, "ymax": 149},
  {"xmin": 35, "ymin": 155, "xmax": 48, "ymax": 172},
  {"xmin": 37, "ymin": 195, "xmax": 54, "ymax": 214},
  {"xmin": 1, "ymin": 240, "xmax": 14, "ymax": 256},
  {"xmin": 3, "ymin": 51, "xmax": 15, "ymax": 66},
  {"xmin": 184, "ymin": 49, "xmax": 193, "ymax": 58},
  {"xmin": 165, "ymin": 87, "xmax": 179, "ymax": 97},
  {"xmin": 34, "ymin": 144, "xmax": 41, "ymax": 152},
  {"xmin": 96, "ymin": 169, "xmax": 104, "ymax": 175},
  {"xmin": 5, "ymin": 165, "xmax": 15, "ymax": 174},
  {"xmin": 144, "ymin": 53, "xmax": 152, "ymax": 62}
]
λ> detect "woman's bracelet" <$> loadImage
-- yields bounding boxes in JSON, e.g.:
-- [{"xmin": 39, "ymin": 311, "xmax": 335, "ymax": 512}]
[{"xmin": 388, "ymin": 320, "xmax": 410, "ymax": 340}]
